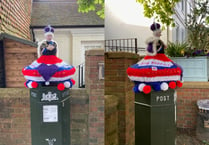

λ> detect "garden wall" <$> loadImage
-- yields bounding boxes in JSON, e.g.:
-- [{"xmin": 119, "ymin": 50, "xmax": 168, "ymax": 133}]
[
  {"xmin": 176, "ymin": 82, "xmax": 209, "ymax": 129},
  {"xmin": 105, "ymin": 52, "xmax": 139, "ymax": 145},
  {"xmin": 0, "ymin": 88, "xmax": 89, "ymax": 145}
]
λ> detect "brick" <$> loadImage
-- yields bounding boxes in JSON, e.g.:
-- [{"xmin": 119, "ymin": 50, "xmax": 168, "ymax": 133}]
[
  {"xmin": 0, "ymin": 88, "xmax": 89, "ymax": 145},
  {"xmin": 1, "ymin": 0, "xmax": 32, "ymax": 40},
  {"xmin": 85, "ymin": 49, "xmax": 104, "ymax": 145},
  {"xmin": 105, "ymin": 52, "xmax": 138, "ymax": 145}
]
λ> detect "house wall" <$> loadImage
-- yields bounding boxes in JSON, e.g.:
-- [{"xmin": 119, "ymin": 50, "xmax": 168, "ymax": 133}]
[
  {"xmin": 0, "ymin": 0, "xmax": 32, "ymax": 40},
  {"xmin": 3, "ymin": 38, "xmax": 37, "ymax": 88},
  {"xmin": 172, "ymin": 0, "xmax": 194, "ymax": 43}
]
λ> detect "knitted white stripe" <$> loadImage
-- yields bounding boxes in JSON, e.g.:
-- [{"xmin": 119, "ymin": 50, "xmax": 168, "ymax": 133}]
[
  {"xmin": 24, "ymin": 75, "xmax": 73, "ymax": 82},
  {"xmin": 137, "ymin": 59, "xmax": 173, "ymax": 67},
  {"xmin": 128, "ymin": 75, "xmax": 181, "ymax": 82}
]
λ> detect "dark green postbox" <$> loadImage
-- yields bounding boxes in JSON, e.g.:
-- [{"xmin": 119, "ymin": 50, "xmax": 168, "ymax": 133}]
[
  {"xmin": 30, "ymin": 86, "xmax": 70, "ymax": 145},
  {"xmin": 135, "ymin": 89, "xmax": 176, "ymax": 145}
]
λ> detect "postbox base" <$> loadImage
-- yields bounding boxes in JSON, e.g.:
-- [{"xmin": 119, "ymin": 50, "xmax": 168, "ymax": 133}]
[{"xmin": 135, "ymin": 89, "xmax": 176, "ymax": 145}]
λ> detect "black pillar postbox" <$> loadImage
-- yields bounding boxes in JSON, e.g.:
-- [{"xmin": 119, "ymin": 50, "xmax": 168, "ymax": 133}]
[
  {"xmin": 135, "ymin": 89, "xmax": 176, "ymax": 145},
  {"xmin": 30, "ymin": 86, "xmax": 70, "ymax": 145}
]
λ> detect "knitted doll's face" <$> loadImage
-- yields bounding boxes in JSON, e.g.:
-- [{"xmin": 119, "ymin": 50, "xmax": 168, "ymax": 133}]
[
  {"xmin": 154, "ymin": 30, "xmax": 162, "ymax": 37},
  {"xmin": 45, "ymin": 34, "xmax": 53, "ymax": 41}
]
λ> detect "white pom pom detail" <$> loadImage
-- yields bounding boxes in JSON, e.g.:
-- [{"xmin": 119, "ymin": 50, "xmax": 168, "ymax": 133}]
[
  {"xmin": 138, "ymin": 83, "xmax": 146, "ymax": 92},
  {"xmin": 64, "ymin": 81, "xmax": 71, "ymax": 88},
  {"xmin": 45, "ymin": 81, "xmax": 50, "ymax": 86},
  {"xmin": 161, "ymin": 82, "xmax": 168, "ymax": 91},
  {"xmin": 27, "ymin": 81, "xmax": 32, "ymax": 88}
]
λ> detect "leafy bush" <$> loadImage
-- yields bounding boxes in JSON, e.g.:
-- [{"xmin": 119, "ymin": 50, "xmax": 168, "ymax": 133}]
[
  {"xmin": 166, "ymin": 42, "xmax": 209, "ymax": 57},
  {"xmin": 166, "ymin": 42, "xmax": 188, "ymax": 57},
  {"xmin": 186, "ymin": 0, "xmax": 209, "ymax": 50}
]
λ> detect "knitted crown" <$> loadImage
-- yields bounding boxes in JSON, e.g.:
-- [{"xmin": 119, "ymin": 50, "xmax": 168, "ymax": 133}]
[
  {"xmin": 150, "ymin": 23, "xmax": 161, "ymax": 32},
  {"xmin": 44, "ymin": 25, "xmax": 54, "ymax": 36}
]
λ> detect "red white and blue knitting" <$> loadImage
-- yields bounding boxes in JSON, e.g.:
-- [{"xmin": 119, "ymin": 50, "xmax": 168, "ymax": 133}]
[
  {"xmin": 127, "ymin": 22, "xmax": 183, "ymax": 94},
  {"xmin": 22, "ymin": 26, "xmax": 76, "ymax": 91}
]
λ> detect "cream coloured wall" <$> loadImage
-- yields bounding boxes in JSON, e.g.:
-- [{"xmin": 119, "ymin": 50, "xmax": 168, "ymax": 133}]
[
  {"xmin": 105, "ymin": 0, "xmax": 169, "ymax": 51},
  {"xmin": 71, "ymin": 28, "xmax": 104, "ymax": 67}
]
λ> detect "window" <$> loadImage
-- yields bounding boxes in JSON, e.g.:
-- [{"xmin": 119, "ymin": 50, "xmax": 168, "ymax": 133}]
[
  {"xmin": 176, "ymin": 24, "xmax": 180, "ymax": 43},
  {"xmin": 181, "ymin": 0, "xmax": 185, "ymax": 13},
  {"xmin": 181, "ymin": 28, "xmax": 185, "ymax": 42}
]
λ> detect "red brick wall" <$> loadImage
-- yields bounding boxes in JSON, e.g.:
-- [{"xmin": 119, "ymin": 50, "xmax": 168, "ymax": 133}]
[
  {"xmin": 0, "ymin": 88, "xmax": 89, "ymax": 145},
  {"xmin": 0, "ymin": 88, "xmax": 31, "ymax": 145},
  {"xmin": 85, "ymin": 49, "xmax": 104, "ymax": 145},
  {"xmin": 105, "ymin": 95, "xmax": 119, "ymax": 145},
  {"xmin": 176, "ymin": 82, "xmax": 209, "ymax": 129},
  {"xmin": 4, "ymin": 38, "xmax": 37, "ymax": 88},
  {"xmin": 105, "ymin": 52, "xmax": 139, "ymax": 145},
  {"xmin": 0, "ymin": 0, "xmax": 32, "ymax": 40}
]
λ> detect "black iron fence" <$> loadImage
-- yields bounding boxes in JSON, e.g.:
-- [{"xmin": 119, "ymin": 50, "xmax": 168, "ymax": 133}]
[
  {"xmin": 105, "ymin": 38, "xmax": 138, "ymax": 53},
  {"xmin": 78, "ymin": 63, "xmax": 85, "ymax": 88},
  {"xmin": 105, "ymin": 38, "xmax": 145, "ymax": 54}
]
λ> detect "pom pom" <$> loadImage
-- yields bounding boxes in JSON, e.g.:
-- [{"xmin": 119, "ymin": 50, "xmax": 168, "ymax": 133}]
[
  {"xmin": 57, "ymin": 83, "xmax": 65, "ymax": 91},
  {"xmin": 31, "ymin": 82, "xmax": 38, "ymax": 88},
  {"xmin": 133, "ymin": 85, "xmax": 140, "ymax": 93},
  {"xmin": 45, "ymin": 81, "xmax": 50, "ymax": 86},
  {"xmin": 176, "ymin": 81, "xmax": 183, "ymax": 88},
  {"xmin": 64, "ymin": 81, "xmax": 71, "ymax": 88},
  {"xmin": 152, "ymin": 83, "xmax": 161, "ymax": 91},
  {"xmin": 24, "ymin": 82, "xmax": 28, "ymax": 88},
  {"xmin": 169, "ymin": 81, "xmax": 176, "ymax": 89},
  {"xmin": 143, "ymin": 85, "xmax": 151, "ymax": 94},
  {"xmin": 138, "ymin": 83, "xmax": 146, "ymax": 92},
  {"xmin": 27, "ymin": 81, "xmax": 32, "ymax": 88},
  {"xmin": 71, "ymin": 79, "xmax": 75, "ymax": 85},
  {"xmin": 160, "ymin": 82, "xmax": 168, "ymax": 91}
]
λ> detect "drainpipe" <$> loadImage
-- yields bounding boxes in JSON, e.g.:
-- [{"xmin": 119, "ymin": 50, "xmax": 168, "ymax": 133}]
[
  {"xmin": 31, "ymin": 27, "xmax": 36, "ymax": 42},
  {"xmin": 167, "ymin": 25, "xmax": 170, "ymax": 44}
]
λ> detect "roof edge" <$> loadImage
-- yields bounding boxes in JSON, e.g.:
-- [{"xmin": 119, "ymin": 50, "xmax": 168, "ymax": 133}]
[
  {"xmin": 0, "ymin": 33, "xmax": 37, "ymax": 47},
  {"xmin": 30, "ymin": 25, "xmax": 104, "ymax": 29}
]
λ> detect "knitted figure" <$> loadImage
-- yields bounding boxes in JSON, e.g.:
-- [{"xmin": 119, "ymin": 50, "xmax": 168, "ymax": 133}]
[
  {"xmin": 22, "ymin": 25, "xmax": 75, "ymax": 91},
  {"xmin": 127, "ymin": 22, "xmax": 183, "ymax": 94}
]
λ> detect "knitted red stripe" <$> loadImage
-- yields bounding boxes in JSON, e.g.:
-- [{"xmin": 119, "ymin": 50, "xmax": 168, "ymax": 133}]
[
  {"xmin": 144, "ymin": 54, "xmax": 172, "ymax": 62},
  {"xmin": 37, "ymin": 55, "xmax": 62, "ymax": 64},
  {"xmin": 127, "ymin": 67, "xmax": 182, "ymax": 77}
]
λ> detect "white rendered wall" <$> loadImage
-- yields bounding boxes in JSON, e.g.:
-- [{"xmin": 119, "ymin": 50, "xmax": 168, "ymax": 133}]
[{"xmin": 105, "ymin": 0, "xmax": 169, "ymax": 50}]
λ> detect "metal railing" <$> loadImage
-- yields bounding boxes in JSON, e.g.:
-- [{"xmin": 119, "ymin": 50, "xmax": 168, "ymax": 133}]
[
  {"xmin": 105, "ymin": 38, "xmax": 138, "ymax": 53},
  {"xmin": 78, "ymin": 63, "xmax": 85, "ymax": 88}
]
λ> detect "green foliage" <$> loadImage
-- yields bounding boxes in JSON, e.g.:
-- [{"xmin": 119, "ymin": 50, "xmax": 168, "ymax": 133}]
[
  {"xmin": 166, "ymin": 42, "xmax": 188, "ymax": 57},
  {"xmin": 137, "ymin": 0, "xmax": 180, "ymax": 27},
  {"xmin": 186, "ymin": 0, "xmax": 209, "ymax": 50},
  {"xmin": 202, "ymin": 140, "xmax": 209, "ymax": 145},
  {"xmin": 166, "ymin": 42, "xmax": 209, "ymax": 57},
  {"xmin": 77, "ymin": 0, "xmax": 104, "ymax": 19}
]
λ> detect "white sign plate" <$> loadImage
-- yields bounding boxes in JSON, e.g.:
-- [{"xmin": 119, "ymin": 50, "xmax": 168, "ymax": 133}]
[{"xmin": 43, "ymin": 105, "xmax": 58, "ymax": 122}]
